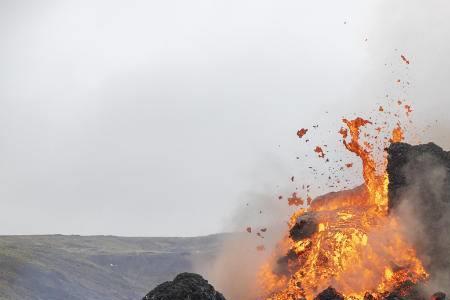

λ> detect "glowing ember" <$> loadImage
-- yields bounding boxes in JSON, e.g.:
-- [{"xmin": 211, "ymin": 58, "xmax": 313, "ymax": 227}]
[
  {"xmin": 390, "ymin": 124, "xmax": 405, "ymax": 144},
  {"xmin": 257, "ymin": 116, "xmax": 427, "ymax": 300},
  {"xmin": 339, "ymin": 128, "xmax": 348, "ymax": 139},
  {"xmin": 404, "ymin": 105, "xmax": 413, "ymax": 116},
  {"xmin": 288, "ymin": 193, "xmax": 304, "ymax": 206},
  {"xmin": 314, "ymin": 146, "xmax": 325, "ymax": 158},
  {"xmin": 298, "ymin": 128, "xmax": 309, "ymax": 138}
]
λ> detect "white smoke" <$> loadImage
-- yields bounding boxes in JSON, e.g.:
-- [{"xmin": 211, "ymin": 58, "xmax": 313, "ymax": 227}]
[{"xmin": 192, "ymin": 184, "xmax": 295, "ymax": 300}]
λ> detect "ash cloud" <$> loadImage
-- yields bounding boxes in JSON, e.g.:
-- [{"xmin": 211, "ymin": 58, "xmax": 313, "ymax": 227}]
[{"xmin": 387, "ymin": 143, "xmax": 450, "ymax": 295}]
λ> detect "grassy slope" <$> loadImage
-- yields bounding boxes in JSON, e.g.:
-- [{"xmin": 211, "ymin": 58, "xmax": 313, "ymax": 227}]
[{"xmin": 0, "ymin": 234, "xmax": 227, "ymax": 300}]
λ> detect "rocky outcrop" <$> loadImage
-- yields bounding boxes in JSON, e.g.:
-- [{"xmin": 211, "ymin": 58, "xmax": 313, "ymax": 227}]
[
  {"xmin": 431, "ymin": 292, "xmax": 447, "ymax": 300},
  {"xmin": 289, "ymin": 212, "xmax": 318, "ymax": 241},
  {"xmin": 387, "ymin": 142, "xmax": 450, "ymax": 277},
  {"xmin": 142, "ymin": 272, "xmax": 226, "ymax": 300},
  {"xmin": 387, "ymin": 142, "xmax": 450, "ymax": 212},
  {"xmin": 314, "ymin": 287, "xmax": 344, "ymax": 300}
]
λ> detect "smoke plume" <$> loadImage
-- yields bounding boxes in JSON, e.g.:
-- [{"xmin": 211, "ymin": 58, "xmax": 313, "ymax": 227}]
[{"xmin": 192, "ymin": 184, "xmax": 295, "ymax": 300}]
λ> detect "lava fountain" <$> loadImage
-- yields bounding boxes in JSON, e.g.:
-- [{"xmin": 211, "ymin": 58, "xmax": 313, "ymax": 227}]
[{"xmin": 257, "ymin": 116, "xmax": 428, "ymax": 300}]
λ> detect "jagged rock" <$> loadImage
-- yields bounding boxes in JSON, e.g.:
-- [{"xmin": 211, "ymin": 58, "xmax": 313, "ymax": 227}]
[
  {"xmin": 387, "ymin": 142, "xmax": 450, "ymax": 212},
  {"xmin": 142, "ymin": 272, "xmax": 226, "ymax": 300},
  {"xmin": 289, "ymin": 212, "xmax": 318, "ymax": 241},
  {"xmin": 387, "ymin": 142, "xmax": 450, "ymax": 276},
  {"xmin": 313, "ymin": 287, "xmax": 344, "ymax": 300},
  {"xmin": 431, "ymin": 292, "xmax": 446, "ymax": 300},
  {"xmin": 364, "ymin": 292, "xmax": 376, "ymax": 300},
  {"xmin": 385, "ymin": 280, "xmax": 427, "ymax": 300},
  {"xmin": 275, "ymin": 248, "xmax": 300, "ymax": 275}
]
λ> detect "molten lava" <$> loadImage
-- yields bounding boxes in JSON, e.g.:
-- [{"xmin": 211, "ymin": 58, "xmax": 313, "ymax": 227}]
[{"xmin": 258, "ymin": 117, "xmax": 427, "ymax": 300}]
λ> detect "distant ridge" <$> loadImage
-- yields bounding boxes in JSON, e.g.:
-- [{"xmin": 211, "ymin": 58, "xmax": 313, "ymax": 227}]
[{"xmin": 0, "ymin": 234, "xmax": 229, "ymax": 300}]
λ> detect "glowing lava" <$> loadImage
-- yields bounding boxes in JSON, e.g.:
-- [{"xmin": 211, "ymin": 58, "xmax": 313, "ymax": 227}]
[{"xmin": 257, "ymin": 117, "xmax": 427, "ymax": 300}]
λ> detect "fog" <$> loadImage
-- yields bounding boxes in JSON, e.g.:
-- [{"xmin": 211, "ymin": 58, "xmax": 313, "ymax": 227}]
[{"xmin": 1, "ymin": 0, "xmax": 450, "ymax": 236}]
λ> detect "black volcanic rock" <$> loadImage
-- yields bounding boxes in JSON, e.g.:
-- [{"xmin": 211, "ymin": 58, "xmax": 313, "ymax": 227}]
[
  {"xmin": 313, "ymin": 287, "xmax": 344, "ymax": 300},
  {"xmin": 142, "ymin": 272, "xmax": 226, "ymax": 300},
  {"xmin": 387, "ymin": 142, "xmax": 450, "ymax": 300},
  {"xmin": 387, "ymin": 280, "xmax": 426, "ymax": 300},
  {"xmin": 289, "ymin": 212, "xmax": 318, "ymax": 241},
  {"xmin": 275, "ymin": 248, "xmax": 299, "ymax": 275},
  {"xmin": 364, "ymin": 292, "xmax": 376, "ymax": 300},
  {"xmin": 387, "ymin": 142, "xmax": 450, "ymax": 277},
  {"xmin": 387, "ymin": 142, "xmax": 450, "ymax": 212},
  {"xmin": 431, "ymin": 292, "xmax": 447, "ymax": 300}
]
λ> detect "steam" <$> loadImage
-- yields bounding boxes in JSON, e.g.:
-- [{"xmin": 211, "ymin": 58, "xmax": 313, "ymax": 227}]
[
  {"xmin": 389, "ymin": 145, "xmax": 450, "ymax": 295},
  {"xmin": 192, "ymin": 187, "xmax": 294, "ymax": 300},
  {"xmin": 368, "ymin": 0, "xmax": 450, "ymax": 149}
]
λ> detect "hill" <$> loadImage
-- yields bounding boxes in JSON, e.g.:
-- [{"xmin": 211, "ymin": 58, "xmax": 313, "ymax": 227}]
[{"xmin": 0, "ymin": 234, "xmax": 228, "ymax": 300}]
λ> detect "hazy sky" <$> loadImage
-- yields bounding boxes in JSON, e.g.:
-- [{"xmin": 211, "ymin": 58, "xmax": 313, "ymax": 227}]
[{"xmin": 1, "ymin": 1, "xmax": 449, "ymax": 236}]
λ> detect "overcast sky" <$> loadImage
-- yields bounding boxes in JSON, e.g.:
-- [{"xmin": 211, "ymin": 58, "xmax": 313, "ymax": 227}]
[{"xmin": 1, "ymin": 1, "xmax": 449, "ymax": 236}]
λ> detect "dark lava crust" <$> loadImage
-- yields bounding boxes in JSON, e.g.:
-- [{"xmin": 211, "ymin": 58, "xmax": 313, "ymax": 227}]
[{"xmin": 142, "ymin": 272, "xmax": 226, "ymax": 300}]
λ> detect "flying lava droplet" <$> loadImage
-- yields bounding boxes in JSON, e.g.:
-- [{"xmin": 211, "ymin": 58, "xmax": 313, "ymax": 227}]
[
  {"xmin": 401, "ymin": 54, "xmax": 410, "ymax": 64},
  {"xmin": 297, "ymin": 128, "xmax": 308, "ymax": 138}
]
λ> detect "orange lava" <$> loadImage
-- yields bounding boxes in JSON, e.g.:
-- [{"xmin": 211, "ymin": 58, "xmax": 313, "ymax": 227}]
[
  {"xmin": 404, "ymin": 105, "xmax": 413, "ymax": 116},
  {"xmin": 257, "ymin": 117, "xmax": 427, "ymax": 300},
  {"xmin": 314, "ymin": 146, "xmax": 325, "ymax": 158},
  {"xmin": 298, "ymin": 128, "xmax": 309, "ymax": 138},
  {"xmin": 288, "ymin": 193, "xmax": 304, "ymax": 206},
  {"xmin": 390, "ymin": 125, "xmax": 405, "ymax": 144}
]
